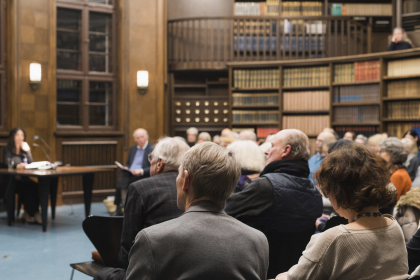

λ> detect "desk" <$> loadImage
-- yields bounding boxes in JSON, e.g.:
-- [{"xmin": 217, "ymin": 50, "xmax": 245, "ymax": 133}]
[{"xmin": 0, "ymin": 166, "xmax": 110, "ymax": 232}]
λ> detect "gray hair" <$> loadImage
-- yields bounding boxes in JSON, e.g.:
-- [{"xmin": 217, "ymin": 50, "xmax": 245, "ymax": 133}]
[
  {"xmin": 154, "ymin": 137, "xmax": 190, "ymax": 169},
  {"xmin": 181, "ymin": 142, "xmax": 241, "ymax": 207},
  {"xmin": 282, "ymin": 129, "xmax": 311, "ymax": 161},
  {"xmin": 379, "ymin": 137, "xmax": 408, "ymax": 165},
  {"xmin": 186, "ymin": 127, "xmax": 198, "ymax": 135},
  {"xmin": 227, "ymin": 140, "xmax": 265, "ymax": 172},
  {"xmin": 239, "ymin": 130, "xmax": 257, "ymax": 141},
  {"xmin": 198, "ymin": 132, "xmax": 211, "ymax": 142},
  {"xmin": 401, "ymin": 138, "xmax": 418, "ymax": 155},
  {"xmin": 355, "ymin": 134, "xmax": 367, "ymax": 144}
]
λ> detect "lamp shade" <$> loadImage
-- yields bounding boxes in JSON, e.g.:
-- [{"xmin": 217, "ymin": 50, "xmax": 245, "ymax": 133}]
[
  {"xmin": 137, "ymin": 71, "xmax": 148, "ymax": 88},
  {"xmin": 29, "ymin": 63, "xmax": 42, "ymax": 82}
]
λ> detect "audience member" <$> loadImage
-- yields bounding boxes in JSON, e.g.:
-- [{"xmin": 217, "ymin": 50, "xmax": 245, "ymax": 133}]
[
  {"xmin": 355, "ymin": 134, "xmax": 367, "ymax": 145},
  {"xmin": 322, "ymin": 128, "xmax": 339, "ymax": 140},
  {"xmin": 126, "ymin": 142, "xmax": 269, "ymax": 280},
  {"xmin": 212, "ymin": 135, "xmax": 221, "ymax": 145},
  {"xmin": 368, "ymin": 134, "xmax": 385, "ymax": 155},
  {"xmin": 3, "ymin": 128, "xmax": 40, "ymax": 224},
  {"xmin": 220, "ymin": 136, "xmax": 236, "ymax": 147},
  {"xmin": 227, "ymin": 140, "xmax": 265, "ymax": 192},
  {"xmin": 407, "ymin": 228, "xmax": 420, "ymax": 273},
  {"xmin": 320, "ymin": 138, "xmax": 336, "ymax": 156},
  {"xmin": 379, "ymin": 137, "xmax": 411, "ymax": 200},
  {"xmin": 95, "ymin": 138, "xmax": 190, "ymax": 280},
  {"xmin": 308, "ymin": 131, "xmax": 335, "ymax": 182},
  {"xmin": 401, "ymin": 138, "xmax": 420, "ymax": 182},
  {"xmin": 395, "ymin": 188, "xmax": 420, "ymax": 243},
  {"xmin": 239, "ymin": 130, "xmax": 257, "ymax": 142},
  {"xmin": 327, "ymin": 139, "xmax": 352, "ymax": 154},
  {"xmin": 186, "ymin": 127, "xmax": 198, "ymax": 147},
  {"xmin": 343, "ymin": 131, "xmax": 356, "ymax": 141},
  {"xmin": 276, "ymin": 143, "xmax": 408, "ymax": 280},
  {"xmin": 113, "ymin": 128, "xmax": 154, "ymax": 215},
  {"xmin": 404, "ymin": 129, "xmax": 420, "ymax": 160},
  {"xmin": 388, "ymin": 27, "xmax": 413, "ymax": 51},
  {"xmin": 225, "ymin": 129, "xmax": 322, "ymax": 278},
  {"xmin": 221, "ymin": 128, "xmax": 232, "ymax": 137},
  {"xmin": 173, "ymin": 136, "xmax": 187, "ymax": 143},
  {"xmin": 197, "ymin": 132, "xmax": 211, "ymax": 143}
]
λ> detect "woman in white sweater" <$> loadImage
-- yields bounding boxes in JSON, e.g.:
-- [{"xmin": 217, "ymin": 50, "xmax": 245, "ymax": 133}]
[{"xmin": 276, "ymin": 142, "xmax": 409, "ymax": 280}]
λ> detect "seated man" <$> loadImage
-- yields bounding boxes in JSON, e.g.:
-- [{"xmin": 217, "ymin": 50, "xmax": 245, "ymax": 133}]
[
  {"xmin": 114, "ymin": 128, "xmax": 154, "ymax": 214},
  {"xmin": 94, "ymin": 137, "xmax": 189, "ymax": 280},
  {"xmin": 126, "ymin": 142, "xmax": 269, "ymax": 280},
  {"xmin": 225, "ymin": 129, "xmax": 323, "ymax": 279},
  {"xmin": 308, "ymin": 131, "xmax": 335, "ymax": 183}
]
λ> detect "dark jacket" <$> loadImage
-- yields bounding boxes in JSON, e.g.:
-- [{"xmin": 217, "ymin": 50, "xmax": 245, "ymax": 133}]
[
  {"xmin": 388, "ymin": 41, "xmax": 412, "ymax": 51},
  {"xmin": 125, "ymin": 143, "xmax": 154, "ymax": 177},
  {"xmin": 3, "ymin": 146, "xmax": 33, "ymax": 167},
  {"xmin": 406, "ymin": 155, "xmax": 420, "ymax": 182},
  {"xmin": 126, "ymin": 201, "xmax": 269, "ymax": 280}
]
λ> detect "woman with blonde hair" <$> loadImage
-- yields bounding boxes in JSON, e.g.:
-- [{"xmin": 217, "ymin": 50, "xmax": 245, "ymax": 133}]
[{"xmin": 368, "ymin": 134, "xmax": 386, "ymax": 155}]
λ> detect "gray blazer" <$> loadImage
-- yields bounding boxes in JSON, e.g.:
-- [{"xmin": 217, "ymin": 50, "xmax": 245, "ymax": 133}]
[{"xmin": 126, "ymin": 200, "xmax": 269, "ymax": 280}]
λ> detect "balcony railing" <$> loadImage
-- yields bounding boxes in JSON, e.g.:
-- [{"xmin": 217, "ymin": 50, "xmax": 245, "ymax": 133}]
[{"xmin": 168, "ymin": 16, "xmax": 371, "ymax": 70}]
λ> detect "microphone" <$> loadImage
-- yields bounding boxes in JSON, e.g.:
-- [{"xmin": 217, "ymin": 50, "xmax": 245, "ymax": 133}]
[
  {"xmin": 33, "ymin": 143, "xmax": 51, "ymax": 162},
  {"xmin": 32, "ymin": 135, "xmax": 53, "ymax": 154}
]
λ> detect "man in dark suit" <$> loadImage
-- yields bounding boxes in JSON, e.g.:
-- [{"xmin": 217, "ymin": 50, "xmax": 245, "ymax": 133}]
[
  {"xmin": 126, "ymin": 142, "xmax": 269, "ymax": 280},
  {"xmin": 114, "ymin": 128, "xmax": 154, "ymax": 214}
]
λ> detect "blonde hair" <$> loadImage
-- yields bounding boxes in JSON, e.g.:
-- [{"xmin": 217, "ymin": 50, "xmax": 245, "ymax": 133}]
[
  {"xmin": 181, "ymin": 142, "xmax": 241, "ymax": 207},
  {"xmin": 401, "ymin": 138, "xmax": 419, "ymax": 155},
  {"xmin": 220, "ymin": 136, "xmax": 236, "ymax": 147},
  {"xmin": 198, "ymin": 132, "xmax": 211, "ymax": 142},
  {"xmin": 227, "ymin": 140, "xmax": 265, "ymax": 172},
  {"xmin": 368, "ymin": 134, "xmax": 386, "ymax": 149}
]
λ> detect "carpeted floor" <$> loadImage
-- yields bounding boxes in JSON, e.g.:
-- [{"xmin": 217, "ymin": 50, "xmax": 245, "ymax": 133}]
[{"xmin": 0, "ymin": 202, "xmax": 110, "ymax": 280}]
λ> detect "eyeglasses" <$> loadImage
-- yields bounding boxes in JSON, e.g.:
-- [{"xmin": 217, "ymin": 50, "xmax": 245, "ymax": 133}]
[{"xmin": 148, "ymin": 153, "xmax": 154, "ymax": 163}]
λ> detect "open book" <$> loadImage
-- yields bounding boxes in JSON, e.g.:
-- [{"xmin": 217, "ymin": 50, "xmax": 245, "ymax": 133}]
[{"xmin": 115, "ymin": 161, "xmax": 131, "ymax": 173}]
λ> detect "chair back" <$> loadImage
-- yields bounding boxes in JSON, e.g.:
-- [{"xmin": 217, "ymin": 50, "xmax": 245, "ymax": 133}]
[{"xmin": 82, "ymin": 215, "xmax": 124, "ymax": 268}]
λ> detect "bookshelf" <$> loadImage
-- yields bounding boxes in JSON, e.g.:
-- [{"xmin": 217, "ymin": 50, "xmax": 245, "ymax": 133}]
[
  {"xmin": 402, "ymin": 0, "xmax": 420, "ymax": 31},
  {"xmin": 228, "ymin": 48, "xmax": 420, "ymax": 148}
]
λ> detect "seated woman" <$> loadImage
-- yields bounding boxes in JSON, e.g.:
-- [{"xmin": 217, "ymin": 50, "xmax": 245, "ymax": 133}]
[
  {"xmin": 3, "ymin": 127, "xmax": 40, "ymax": 224},
  {"xmin": 226, "ymin": 140, "xmax": 265, "ymax": 193},
  {"xmin": 395, "ymin": 188, "xmax": 420, "ymax": 243},
  {"xmin": 404, "ymin": 129, "xmax": 420, "ymax": 160},
  {"xmin": 388, "ymin": 27, "xmax": 412, "ymax": 51},
  {"xmin": 401, "ymin": 138, "xmax": 420, "ymax": 182},
  {"xmin": 379, "ymin": 137, "xmax": 412, "ymax": 200},
  {"xmin": 276, "ymin": 143, "xmax": 409, "ymax": 280}
]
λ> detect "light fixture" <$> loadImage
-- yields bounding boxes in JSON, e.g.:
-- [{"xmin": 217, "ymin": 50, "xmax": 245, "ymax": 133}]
[
  {"xmin": 137, "ymin": 70, "xmax": 148, "ymax": 95},
  {"xmin": 29, "ymin": 62, "xmax": 42, "ymax": 91}
]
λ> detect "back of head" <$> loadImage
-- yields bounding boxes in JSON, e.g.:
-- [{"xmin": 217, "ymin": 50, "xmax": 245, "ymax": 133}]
[
  {"xmin": 198, "ymin": 132, "xmax": 211, "ymax": 142},
  {"xmin": 239, "ymin": 130, "xmax": 257, "ymax": 141},
  {"xmin": 227, "ymin": 140, "xmax": 265, "ymax": 172},
  {"xmin": 181, "ymin": 142, "xmax": 241, "ymax": 207},
  {"xmin": 280, "ymin": 129, "xmax": 311, "ymax": 161},
  {"xmin": 379, "ymin": 137, "xmax": 408, "ymax": 165},
  {"xmin": 315, "ymin": 142, "xmax": 395, "ymax": 212},
  {"xmin": 328, "ymin": 139, "xmax": 351, "ymax": 154},
  {"xmin": 154, "ymin": 137, "xmax": 190, "ymax": 170}
]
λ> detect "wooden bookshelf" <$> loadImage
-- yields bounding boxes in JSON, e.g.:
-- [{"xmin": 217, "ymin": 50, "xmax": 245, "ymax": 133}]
[
  {"xmin": 383, "ymin": 74, "xmax": 420, "ymax": 80},
  {"xmin": 332, "ymin": 102, "xmax": 380, "ymax": 106},
  {"xmin": 332, "ymin": 81, "xmax": 380, "ymax": 86}
]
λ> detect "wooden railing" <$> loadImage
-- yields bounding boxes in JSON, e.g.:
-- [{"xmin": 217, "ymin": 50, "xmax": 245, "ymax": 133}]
[{"xmin": 168, "ymin": 16, "xmax": 371, "ymax": 70}]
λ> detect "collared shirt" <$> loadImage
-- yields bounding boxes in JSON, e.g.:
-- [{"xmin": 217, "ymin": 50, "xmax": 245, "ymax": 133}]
[
  {"xmin": 130, "ymin": 141, "xmax": 148, "ymax": 171},
  {"xmin": 308, "ymin": 152, "xmax": 324, "ymax": 183}
]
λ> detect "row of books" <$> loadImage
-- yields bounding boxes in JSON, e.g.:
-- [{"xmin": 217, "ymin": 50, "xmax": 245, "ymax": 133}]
[
  {"xmin": 386, "ymin": 101, "xmax": 420, "ymax": 120},
  {"xmin": 334, "ymin": 126, "xmax": 380, "ymax": 138},
  {"xmin": 333, "ymin": 106, "xmax": 379, "ymax": 123},
  {"xmin": 232, "ymin": 93, "xmax": 279, "ymax": 106},
  {"xmin": 403, "ymin": 0, "xmax": 420, "ymax": 14},
  {"xmin": 333, "ymin": 85, "xmax": 380, "ymax": 103},
  {"xmin": 233, "ymin": 69, "xmax": 279, "ymax": 89},
  {"xmin": 233, "ymin": 36, "xmax": 324, "ymax": 52},
  {"xmin": 281, "ymin": 2, "xmax": 323, "ymax": 16},
  {"xmin": 233, "ymin": 21, "xmax": 275, "ymax": 36},
  {"xmin": 388, "ymin": 80, "xmax": 420, "ymax": 98},
  {"xmin": 387, "ymin": 122, "xmax": 420, "ymax": 139},
  {"xmin": 334, "ymin": 61, "xmax": 380, "ymax": 83},
  {"xmin": 232, "ymin": 110, "xmax": 279, "ymax": 123},
  {"xmin": 282, "ymin": 115, "xmax": 330, "ymax": 135},
  {"xmin": 388, "ymin": 58, "xmax": 420, "ymax": 77},
  {"xmin": 283, "ymin": 91, "xmax": 329, "ymax": 111},
  {"xmin": 331, "ymin": 3, "xmax": 392, "ymax": 16},
  {"xmin": 283, "ymin": 66, "xmax": 330, "ymax": 87},
  {"xmin": 234, "ymin": 2, "xmax": 267, "ymax": 16},
  {"xmin": 257, "ymin": 127, "xmax": 280, "ymax": 138}
]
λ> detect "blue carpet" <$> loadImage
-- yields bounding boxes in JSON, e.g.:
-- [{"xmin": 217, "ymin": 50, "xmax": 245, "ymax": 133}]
[{"xmin": 0, "ymin": 202, "xmax": 110, "ymax": 280}]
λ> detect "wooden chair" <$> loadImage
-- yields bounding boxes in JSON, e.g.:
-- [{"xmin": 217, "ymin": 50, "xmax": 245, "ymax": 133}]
[{"xmin": 69, "ymin": 215, "xmax": 124, "ymax": 280}]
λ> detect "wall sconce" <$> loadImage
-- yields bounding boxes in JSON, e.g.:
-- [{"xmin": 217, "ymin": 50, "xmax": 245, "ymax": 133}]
[
  {"xmin": 29, "ymin": 62, "xmax": 42, "ymax": 91},
  {"xmin": 137, "ymin": 70, "xmax": 148, "ymax": 95}
]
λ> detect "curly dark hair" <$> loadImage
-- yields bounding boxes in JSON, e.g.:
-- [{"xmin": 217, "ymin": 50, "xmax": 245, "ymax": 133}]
[
  {"xmin": 7, "ymin": 127, "xmax": 27, "ymax": 154},
  {"xmin": 315, "ymin": 142, "xmax": 396, "ymax": 213}
]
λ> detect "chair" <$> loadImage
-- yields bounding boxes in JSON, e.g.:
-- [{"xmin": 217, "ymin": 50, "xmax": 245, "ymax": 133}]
[
  {"xmin": 69, "ymin": 215, "xmax": 124, "ymax": 280},
  {"xmin": 408, "ymin": 276, "xmax": 420, "ymax": 279}
]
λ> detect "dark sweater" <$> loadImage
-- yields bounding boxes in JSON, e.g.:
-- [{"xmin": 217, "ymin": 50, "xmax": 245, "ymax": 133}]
[{"xmin": 388, "ymin": 41, "xmax": 412, "ymax": 51}]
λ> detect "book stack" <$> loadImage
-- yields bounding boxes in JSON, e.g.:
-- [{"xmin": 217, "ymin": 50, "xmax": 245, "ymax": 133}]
[
  {"xmin": 232, "ymin": 110, "xmax": 279, "ymax": 123},
  {"xmin": 331, "ymin": 3, "xmax": 392, "ymax": 16},
  {"xmin": 388, "ymin": 58, "xmax": 420, "ymax": 77},
  {"xmin": 334, "ymin": 61, "xmax": 380, "ymax": 83},
  {"xmin": 283, "ymin": 66, "xmax": 329, "ymax": 87},
  {"xmin": 281, "ymin": 2, "xmax": 323, "ymax": 16},
  {"xmin": 234, "ymin": 69, "xmax": 279, "ymax": 88},
  {"xmin": 233, "ymin": 93, "xmax": 279, "ymax": 106},
  {"xmin": 267, "ymin": 0, "xmax": 280, "ymax": 15},
  {"xmin": 387, "ymin": 122, "xmax": 420, "ymax": 138},
  {"xmin": 334, "ymin": 126, "xmax": 380, "ymax": 138},
  {"xmin": 333, "ymin": 106, "xmax": 379, "ymax": 123},
  {"xmin": 283, "ymin": 91, "xmax": 329, "ymax": 111},
  {"xmin": 234, "ymin": 2, "xmax": 266, "ymax": 16},
  {"xmin": 256, "ymin": 127, "xmax": 280, "ymax": 138},
  {"xmin": 282, "ymin": 115, "xmax": 330, "ymax": 135},
  {"xmin": 387, "ymin": 101, "xmax": 420, "ymax": 120},
  {"xmin": 388, "ymin": 80, "xmax": 420, "ymax": 97},
  {"xmin": 333, "ymin": 84, "xmax": 380, "ymax": 102}
]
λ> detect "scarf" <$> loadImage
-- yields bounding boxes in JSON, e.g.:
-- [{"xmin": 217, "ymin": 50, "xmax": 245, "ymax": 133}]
[
  {"xmin": 260, "ymin": 159, "xmax": 310, "ymax": 178},
  {"xmin": 235, "ymin": 169, "xmax": 259, "ymax": 192}
]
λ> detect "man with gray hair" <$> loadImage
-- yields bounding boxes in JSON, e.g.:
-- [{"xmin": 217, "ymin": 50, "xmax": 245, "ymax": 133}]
[
  {"xmin": 94, "ymin": 137, "xmax": 190, "ymax": 280},
  {"xmin": 225, "ymin": 129, "xmax": 323, "ymax": 279},
  {"xmin": 186, "ymin": 127, "xmax": 198, "ymax": 147},
  {"xmin": 126, "ymin": 142, "xmax": 269, "ymax": 280}
]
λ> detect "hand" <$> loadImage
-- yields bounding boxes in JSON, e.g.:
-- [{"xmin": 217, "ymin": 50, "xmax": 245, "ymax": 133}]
[
  {"xmin": 275, "ymin": 272, "xmax": 288, "ymax": 280},
  {"xmin": 16, "ymin": 163, "xmax": 26, "ymax": 170},
  {"xmin": 131, "ymin": 169, "xmax": 143, "ymax": 176},
  {"xmin": 21, "ymin": 142, "xmax": 30, "ymax": 152},
  {"xmin": 123, "ymin": 166, "xmax": 129, "ymax": 170},
  {"xmin": 391, "ymin": 34, "xmax": 396, "ymax": 42}
]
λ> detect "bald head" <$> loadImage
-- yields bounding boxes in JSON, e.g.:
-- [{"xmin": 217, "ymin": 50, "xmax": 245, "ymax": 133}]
[
  {"xmin": 133, "ymin": 128, "xmax": 149, "ymax": 147},
  {"xmin": 265, "ymin": 129, "xmax": 310, "ymax": 164},
  {"xmin": 221, "ymin": 128, "xmax": 232, "ymax": 137},
  {"xmin": 239, "ymin": 130, "xmax": 257, "ymax": 142},
  {"xmin": 315, "ymin": 131, "xmax": 335, "ymax": 153}
]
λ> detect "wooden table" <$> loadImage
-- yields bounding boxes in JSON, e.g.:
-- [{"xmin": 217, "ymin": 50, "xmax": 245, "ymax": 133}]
[{"xmin": 0, "ymin": 166, "xmax": 111, "ymax": 232}]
